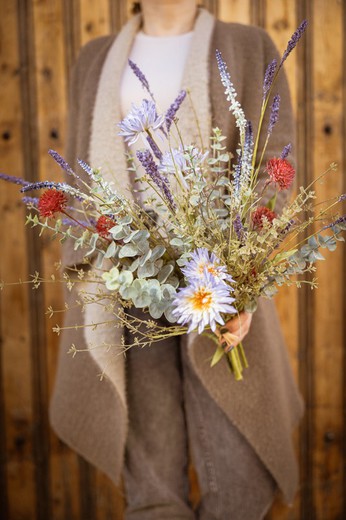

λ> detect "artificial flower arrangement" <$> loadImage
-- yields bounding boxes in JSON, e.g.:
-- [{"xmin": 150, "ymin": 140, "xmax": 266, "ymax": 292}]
[{"xmin": 1, "ymin": 20, "xmax": 345, "ymax": 381}]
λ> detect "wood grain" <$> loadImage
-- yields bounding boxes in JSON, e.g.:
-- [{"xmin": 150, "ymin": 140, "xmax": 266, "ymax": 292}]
[{"xmin": 0, "ymin": 0, "xmax": 345, "ymax": 518}]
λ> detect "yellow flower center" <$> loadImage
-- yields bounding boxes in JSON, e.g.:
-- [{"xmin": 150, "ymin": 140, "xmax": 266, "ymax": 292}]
[
  {"xmin": 198, "ymin": 262, "xmax": 217, "ymax": 277},
  {"xmin": 188, "ymin": 288, "xmax": 213, "ymax": 311}
]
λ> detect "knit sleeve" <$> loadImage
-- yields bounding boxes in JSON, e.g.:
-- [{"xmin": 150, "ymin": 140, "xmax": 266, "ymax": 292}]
[{"xmin": 254, "ymin": 30, "xmax": 296, "ymax": 215}]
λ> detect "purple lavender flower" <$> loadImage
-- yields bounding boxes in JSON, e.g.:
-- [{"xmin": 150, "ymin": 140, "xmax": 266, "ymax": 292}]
[
  {"xmin": 136, "ymin": 149, "xmax": 176, "ymax": 209},
  {"xmin": 165, "ymin": 90, "xmax": 186, "ymax": 132},
  {"xmin": 263, "ymin": 59, "xmax": 277, "ymax": 100},
  {"xmin": 339, "ymin": 194, "xmax": 346, "ymax": 202},
  {"xmin": 128, "ymin": 59, "xmax": 155, "ymax": 101},
  {"xmin": 0, "ymin": 173, "xmax": 30, "ymax": 186},
  {"xmin": 20, "ymin": 180, "xmax": 85, "ymax": 201},
  {"xmin": 215, "ymin": 50, "xmax": 246, "ymax": 137},
  {"xmin": 324, "ymin": 215, "xmax": 346, "ymax": 230},
  {"xmin": 22, "ymin": 196, "xmax": 39, "ymax": 206},
  {"xmin": 118, "ymin": 99, "xmax": 165, "ymax": 146},
  {"xmin": 281, "ymin": 143, "xmax": 292, "ymax": 159},
  {"xmin": 48, "ymin": 149, "xmax": 79, "ymax": 179},
  {"xmin": 280, "ymin": 20, "xmax": 308, "ymax": 66},
  {"xmin": 146, "ymin": 135, "xmax": 162, "ymax": 160},
  {"xmin": 233, "ymin": 214, "xmax": 244, "ymax": 242},
  {"xmin": 268, "ymin": 94, "xmax": 280, "ymax": 134}
]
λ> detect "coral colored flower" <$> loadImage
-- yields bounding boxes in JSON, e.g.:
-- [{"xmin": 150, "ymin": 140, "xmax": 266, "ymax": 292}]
[
  {"xmin": 266, "ymin": 157, "xmax": 295, "ymax": 190},
  {"xmin": 38, "ymin": 189, "xmax": 68, "ymax": 217},
  {"xmin": 172, "ymin": 271, "xmax": 236, "ymax": 334},
  {"xmin": 96, "ymin": 215, "xmax": 116, "ymax": 237},
  {"xmin": 252, "ymin": 206, "xmax": 277, "ymax": 229}
]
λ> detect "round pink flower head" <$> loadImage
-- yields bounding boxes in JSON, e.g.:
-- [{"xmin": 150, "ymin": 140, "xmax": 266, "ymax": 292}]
[{"xmin": 265, "ymin": 157, "xmax": 295, "ymax": 190}]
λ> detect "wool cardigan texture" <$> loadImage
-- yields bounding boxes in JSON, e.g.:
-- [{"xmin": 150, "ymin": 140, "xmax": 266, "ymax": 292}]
[{"xmin": 49, "ymin": 9, "xmax": 304, "ymax": 505}]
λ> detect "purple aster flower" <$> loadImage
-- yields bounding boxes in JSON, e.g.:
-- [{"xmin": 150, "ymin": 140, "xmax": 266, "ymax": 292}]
[
  {"xmin": 136, "ymin": 149, "xmax": 176, "ymax": 209},
  {"xmin": 165, "ymin": 90, "xmax": 186, "ymax": 132},
  {"xmin": 263, "ymin": 59, "xmax": 277, "ymax": 100},
  {"xmin": 118, "ymin": 99, "xmax": 165, "ymax": 146},
  {"xmin": 146, "ymin": 135, "xmax": 162, "ymax": 160},
  {"xmin": 0, "ymin": 173, "xmax": 30, "ymax": 186},
  {"xmin": 159, "ymin": 147, "xmax": 188, "ymax": 175},
  {"xmin": 268, "ymin": 94, "xmax": 280, "ymax": 134},
  {"xmin": 172, "ymin": 270, "xmax": 236, "ymax": 334},
  {"xmin": 182, "ymin": 248, "xmax": 234, "ymax": 285},
  {"xmin": 281, "ymin": 143, "xmax": 292, "ymax": 159},
  {"xmin": 128, "ymin": 59, "xmax": 155, "ymax": 101},
  {"xmin": 280, "ymin": 20, "xmax": 308, "ymax": 66}
]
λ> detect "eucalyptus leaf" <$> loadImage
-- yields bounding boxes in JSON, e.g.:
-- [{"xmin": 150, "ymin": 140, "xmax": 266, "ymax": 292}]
[
  {"xmin": 104, "ymin": 241, "xmax": 117, "ymax": 259},
  {"xmin": 137, "ymin": 262, "xmax": 156, "ymax": 278},
  {"xmin": 119, "ymin": 244, "xmax": 138, "ymax": 258},
  {"xmin": 151, "ymin": 245, "xmax": 166, "ymax": 262},
  {"xmin": 158, "ymin": 264, "xmax": 174, "ymax": 283}
]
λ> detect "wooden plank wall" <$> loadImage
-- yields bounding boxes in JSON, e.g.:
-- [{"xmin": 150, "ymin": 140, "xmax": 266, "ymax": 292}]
[{"xmin": 0, "ymin": 0, "xmax": 344, "ymax": 518}]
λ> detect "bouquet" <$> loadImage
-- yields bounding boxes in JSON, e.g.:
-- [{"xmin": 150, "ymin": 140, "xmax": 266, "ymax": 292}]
[{"xmin": 1, "ymin": 20, "xmax": 345, "ymax": 381}]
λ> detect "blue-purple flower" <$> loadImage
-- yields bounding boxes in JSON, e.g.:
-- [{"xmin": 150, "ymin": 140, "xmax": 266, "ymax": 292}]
[
  {"xmin": 172, "ymin": 270, "xmax": 236, "ymax": 334},
  {"xmin": 118, "ymin": 99, "xmax": 165, "ymax": 145},
  {"xmin": 165, "ymin": 90, "xmax": 186, "ymax": 132},
  {"xmin": 182, "ymin": 248, "xmax": 234, "ymax": 285}
]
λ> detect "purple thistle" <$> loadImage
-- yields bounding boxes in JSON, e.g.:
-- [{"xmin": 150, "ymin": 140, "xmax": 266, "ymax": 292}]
[
  {"xmin": 268, "ymin": 94, "xmax": 280, "ymax": 134},
  {"xmin": 280, "ymin": 20, "xmax": 308, "ymax": 66},
  {"xmin": 233, "ymin": 214, "xmax": 244, "ymax": 242},
  {"xmin": 281, "ymin": 143, "xmax": 292, "ymax": 159},
  {"xmin": 128, "ymin": 59, "xmax": 155, "ymax": 101},
  {"xmin": 136, "ymin": 149, "xmax": 176, "ymax": 209},
  {"xmin": 263, "ymin": 59, "xmax": 277, "ymax": 100},
  {"xmin": 0, "ymin": 173, "xmax": 30, "ymax": 186},
  {"xmin": 165, "ymin": 90, "xmax": 187, "ymax": 132},
  {"xmin": 146, "ymin": 135, "xmax": 163, "ymax": 160},
  {"xmin": 48, "ymin": 149, "xmax": 79, "ymax": 179}
]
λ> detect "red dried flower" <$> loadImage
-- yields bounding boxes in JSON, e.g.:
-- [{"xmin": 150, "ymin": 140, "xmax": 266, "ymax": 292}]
[
  {"xmin": 96, "ymin": 215, "xmax": 115, "ymax": 237},
  {"xmin": 252, "ymin": 206, "xmax": 277, "ymax": 229},
  {"xmin": 265, "ymin": 157, "xmax": 295, "ymax": 190},
  {"xmin": 38, "ymin": 189, "xmax": 68, "ymax": 217}
]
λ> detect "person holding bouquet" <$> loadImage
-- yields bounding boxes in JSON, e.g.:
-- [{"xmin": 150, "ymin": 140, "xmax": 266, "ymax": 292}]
[{"xmin": 50, "ymin": 1, "xmax": 304, "ymax": 518}]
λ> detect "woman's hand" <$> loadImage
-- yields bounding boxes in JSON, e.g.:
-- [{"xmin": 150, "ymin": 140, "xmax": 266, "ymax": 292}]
[{"xmin": 222, "ymin": 311, "xmax": 253, "ymax": 346}]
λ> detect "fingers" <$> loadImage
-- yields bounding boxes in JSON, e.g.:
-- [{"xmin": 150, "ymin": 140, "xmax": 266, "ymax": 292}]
[{"xmin": 223, "ymin": 311, "xmax": 253, "ymax": 343}]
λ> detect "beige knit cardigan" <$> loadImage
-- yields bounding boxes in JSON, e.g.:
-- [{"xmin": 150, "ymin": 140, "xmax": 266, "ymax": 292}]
[{"xmin": 50, "ymin": 9, "xmax": 304, "ymax": 505}]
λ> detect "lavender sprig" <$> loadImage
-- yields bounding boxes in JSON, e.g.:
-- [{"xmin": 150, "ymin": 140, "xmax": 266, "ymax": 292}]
[
  {"xmin": 136, "ymin": 149, "xmax": 176, "ymax": 209},
  {"xmin": 0, "ymin": 173, "xmax": 30, "ymax": 186},
  {"xmin": 22, "ymin": 196, "xmax": 39, "ymax": 206},
  {"xmin": 263, "ymin": 59, "xmax": 277, "ymax": 100},
  {"xmin": 165, "ymin": 90, "xmax": 186, "ymax": 132},
  {"xmin": 268, "ymin": 94, "xmax": 280, "ymax": 134},
  {"xmin": 280, "ymin": 20, "xmax": 308, "ymax": 66},
  {"xmin": 128, "ymin": 59, "xmax": 155, "ymax": 101},
  {"xmin": 233, "ymin": 214, "xmax": 244, "ymax": 242},
  {"xmin": 48, "ymin": 149, "xmax": 80, "ymax": 179},
  {"xmin": 281, "ymin": 143, "xmax": 292, "ymax": 159},
  {"xmin": 240, "ymin": 121, "xmax": 254, "ymax": 187},
  {"xmin": 20, "ymin": 181, "xmax": 86, "ymax": 201},
  {"xmin": 215, "ymin": 50, "xmax": 247, "ymax": 141},
  {"xmin": 146, "ymin": 135, "xmax": 163, "ymax": 160}
]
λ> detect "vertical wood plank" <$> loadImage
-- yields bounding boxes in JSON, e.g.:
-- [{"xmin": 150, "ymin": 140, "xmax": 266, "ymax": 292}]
[
  {"xmin": 31, "ymin": 0, "xmax": 83, "ymax": 518},
  {"xmin": 311, "ymin": 0, "xmax": 344, "ymax": 517},
  {"xmin": 79, "ymin": 0, "xmax": 111, "ymax": 46},
  {"xmin": 218, "ymin": 0, "xmax": 251, "ymax": 25},
  {"xmin": 262, "ymin": 2, "xmax": 301, "ymax": 518},
  {"xmin": 0, "ymin": 0, "xmax": 37, "ymax": 518}
]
